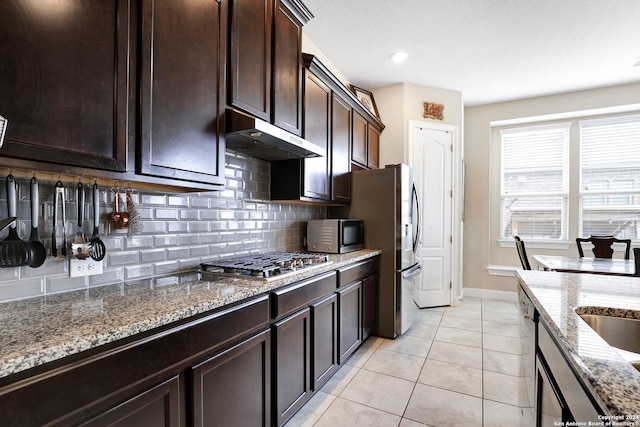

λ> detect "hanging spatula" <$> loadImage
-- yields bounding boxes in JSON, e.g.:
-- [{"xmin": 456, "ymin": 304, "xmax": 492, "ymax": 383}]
[{"xmin": 0, "ymin": 175, "xmax": 30, "ymax": 268}]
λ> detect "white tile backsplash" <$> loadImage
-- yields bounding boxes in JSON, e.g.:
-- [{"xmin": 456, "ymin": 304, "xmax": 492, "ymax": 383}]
[{"xmin": 0, "ymin": 153, "xmax": 325, "ymax": 302}]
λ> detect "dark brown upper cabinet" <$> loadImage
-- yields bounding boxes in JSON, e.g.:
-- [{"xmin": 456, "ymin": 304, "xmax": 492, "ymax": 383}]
[
  {"xmin": 270, "ymin": 68, "xmax": 331, "ymax": 202},
  {"xmin": 228, "ymin": 0, "xmax": 311, "ymax": 136},
  {"xmin": 137, "ymin": 0, "xmax": 226, "ymax": 186},
  {"xmin": 0, "ymin": 0, "xmax": 131, "ymax": 172},
  {"xmin": 271, "ymin": 54, "xmax": 384, "ymax": 204},
  {"xmin": 331, "ymin": 93, "xmax": 352, "ymax": 203},
  {"xmin": 228, "ymin": 0, "xmax": 273, "ymax": 121},
  {"xmin": 352, "ymin": 110, "xmax": 382, "ymax": 170}
]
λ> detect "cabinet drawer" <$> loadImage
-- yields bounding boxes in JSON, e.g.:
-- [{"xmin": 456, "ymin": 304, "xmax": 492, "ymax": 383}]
[
  {"xmin": 338, "ymin": 257, "xmax": 378, "ymax": 287},
  {"xmin": 271, "ymin": 271, "xmax": 337, "ymax": 320},
  {"xmin": 0, "ymin": 295, "xmax": 270, "ymax": 427},
  {"xmin": 538, "ymin": 322, "xmax": 602, "ymax": 422}
]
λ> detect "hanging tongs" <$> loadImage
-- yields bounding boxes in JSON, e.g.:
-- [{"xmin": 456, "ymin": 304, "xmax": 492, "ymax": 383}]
[{"xmin": 52, "ymin": 181, "xmax": 67, "ymax": 257}]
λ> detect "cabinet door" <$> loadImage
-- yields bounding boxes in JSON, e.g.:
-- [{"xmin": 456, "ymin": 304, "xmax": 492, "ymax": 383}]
[
  {"xmin": 229, "ymin": 0, "xmax": 272, "ymax": 120},
  {"xmin": 302, "ymin": 71, "xmax": 331, "ymax": 200},
  {"xmin": 535, "ymin": 355, "xmax": 566, "ymax": 427},
  {"xmin": 192, "ymin": 330, "xmax": 271, "ymax": 427},
  {"xmin": 273, "ymin": 308, "xmax": 311, "ymax": 426},
  {"xmin": 272, "ymin": 0, "xmax": 303, "ymax": 136},
  {"xmin": 0, "ymin": 0, "xmax": 129, "ymax": 171},
  {"xmin": 351, "ymin": 111, "xmax": 368, "ymax": 167},
  {"xmin": 332, "ymin": 94, "xmax": 352, "ymax": 203},
  {"xmin": 338, "ymin": 281, "xmax": 362, "ymax": 363},
  {"xmin": 81, "ymin": 376, "xmax": 183, "ymax": 427},
  {"xmin": 367, "ymin": 126, "xmax": 380, "ymax": 169},
  {"xmin": 310, "ymin": 293, "xmax": 338, "ymax": 391},
  {"xmin": 138, "ymin": 0, "xmax": 225, "ymax": 185},
  {"xmin": 362, "ymin": 274, "xmax": 378, "ymax": 339}
]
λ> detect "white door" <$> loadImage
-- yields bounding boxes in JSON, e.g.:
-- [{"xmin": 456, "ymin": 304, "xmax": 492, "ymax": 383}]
[{"xmin": 411, "ymin": 126, "xmax": 453, "ymax": 307}]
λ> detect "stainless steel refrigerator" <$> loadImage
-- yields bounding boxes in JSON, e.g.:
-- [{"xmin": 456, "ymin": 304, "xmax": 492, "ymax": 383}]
[{"xmin": 333, "ymin": 164, "xmax": 421, "ymax": 338}]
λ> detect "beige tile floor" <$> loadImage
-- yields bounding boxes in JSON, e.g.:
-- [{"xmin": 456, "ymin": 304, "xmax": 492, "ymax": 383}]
[{"xmin": 284, "ymin": 297, "xmax": 535, "ymax": 427}]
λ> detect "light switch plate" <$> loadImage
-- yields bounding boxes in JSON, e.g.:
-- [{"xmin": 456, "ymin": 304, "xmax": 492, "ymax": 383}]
[{"xmin": 69, "ymin": 258, "xmax": 103, "ymax": 278}]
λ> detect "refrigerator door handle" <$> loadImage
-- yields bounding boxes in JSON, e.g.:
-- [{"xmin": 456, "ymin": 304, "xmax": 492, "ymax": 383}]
[
  {"xmin": 411, "ymin": 183, "xmax": 421, "ymax": 253},
  {"xmin": 400, "ymin": 263, "xmax": 422, "ymax": 279}
]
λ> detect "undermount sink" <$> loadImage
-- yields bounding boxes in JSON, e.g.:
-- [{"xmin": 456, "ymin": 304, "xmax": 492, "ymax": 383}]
[{"xmin": 577, "ymin": 310, "xmax": 640, "ymax": 372}]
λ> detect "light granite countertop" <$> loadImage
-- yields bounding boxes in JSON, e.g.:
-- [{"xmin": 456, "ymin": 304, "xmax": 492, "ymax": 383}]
[
  {"xmin": 516, "ymin": 270, "xmax": 640, "ymax": 420},
  {"xmin": 0, "ymin": 250, "xmax": 380, "ymax": 381}
]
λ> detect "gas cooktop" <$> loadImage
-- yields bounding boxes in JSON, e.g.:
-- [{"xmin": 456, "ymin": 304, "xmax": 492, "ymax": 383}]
[{"xmin": 199, "ymin": 252, "xmax": 332, "ymax": 281}]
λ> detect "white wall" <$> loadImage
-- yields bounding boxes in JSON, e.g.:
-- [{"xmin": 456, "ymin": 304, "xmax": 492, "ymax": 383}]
[
  {"xmin": 464, "ymin": 82, "xmax": 640, "ymax": 294},
  {"xmin": 372, "ymin": 83, "xmax": 463, "ymax": 166}
]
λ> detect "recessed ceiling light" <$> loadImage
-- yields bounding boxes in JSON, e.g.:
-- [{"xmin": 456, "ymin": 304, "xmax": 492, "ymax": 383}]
[{"xmin": 390, "ymin": 52, "xmax": 408, "ymax": 64}]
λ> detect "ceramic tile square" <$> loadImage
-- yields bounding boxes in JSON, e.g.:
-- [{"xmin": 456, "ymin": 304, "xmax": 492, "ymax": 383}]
[
  {"xmin": 438, "ymin": 315, "xmax": 482, "ymax": 332},
  {"xmin": 413, "ymin": 310, "xmax": 443, "ymax": 326},
  {"xmin": 483, "ymin": 310, "xmax": 524, "ymax": 325},
  {"xmin": 399, "ymin": 419, "xmax": 428, "ymax": 427},
  {"xmin": 483, "ymin": 399, "xmax": 534, "ymax": 427},
  {"xmin": 427, "ymin": 341, "xmax": 483, "ymax": 369},
  {"xmin": 377, "ymin": 334, "xmax": 433, "ymax": 357},
  {"xmin": 283, "ymin": 391, "xmax": 335, "ymax": 427},
  {"xmin": 483, "ymin": 333, "xmax": 526, "ymax": 354},
  {"xmin": 418, "ymin": 359, "xmax": 482, "ymax": 397},
  {"xmin": 340, "ymin": 369, "xmax": 415, "ymax": 416},
  {"xmin": 405, "ymin": 322, "xmax": 439, "ymax": 340},
  {"xmin": 483, "ymin": 349, "xmax": 523, "ymax": 376},
  {"xmin": 482, "ymin": 299, "xmax": 519, "ymax": 315},
  {"xmin": 404, "ymin": 384, "xmax": 482, "ymax": 427},
  {"xmin": 320, "ymin": 363, "xmax": 360, "ymax": 397},
  {"xmin": 442, "ymin": 306, "xmax": 481, "ymax": 320},
  {"xmin": 483, "ymin": 370, "xmax": 530, "ymax": 407},
  {"xmin": 434, "ymin": 326, "xmax": 482, "ymax": 348},
  {"xmin": 483, "ymin": 319, "xmax": 526, "ymax": 338},
  {"xmin": 345, "ymin": 337, "xmax": 382, "ymax": 368},
  {"xmin": 362, "ymin": 348, "xmax": 425, "ymax": 381},
  {"xmin": 314, "ymin": 398, "xmax": 401, "ymax": 427}
]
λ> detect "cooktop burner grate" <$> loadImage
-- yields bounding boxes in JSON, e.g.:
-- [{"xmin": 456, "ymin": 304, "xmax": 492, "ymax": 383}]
[{"xmin": 199, "ymin": 252, "xmax": 331, "ymax": 280}]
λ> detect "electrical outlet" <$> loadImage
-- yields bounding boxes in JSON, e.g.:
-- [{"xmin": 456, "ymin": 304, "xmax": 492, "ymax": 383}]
[{"xmin": 69, "ymin": 258, "xmax": 103, "ymax": 278}]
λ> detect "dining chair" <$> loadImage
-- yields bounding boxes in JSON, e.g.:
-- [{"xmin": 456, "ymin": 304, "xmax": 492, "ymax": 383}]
[
  {"xmin": 514, "ymin": 235, "xmax": 532, "ymax": 270},
  {"xmin": 576, "ymin": 235, "xmax": 632, "ymax": 259},
  {"xmin": 634, "ymin": 248, "xmax": 640, "ymax": 277}
]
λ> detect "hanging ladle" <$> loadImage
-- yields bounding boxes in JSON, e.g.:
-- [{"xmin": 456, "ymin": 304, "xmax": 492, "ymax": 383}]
[
  {"xmin": 89, "ymin": 183, "xmax": 106, "ymax": 261},
  {"xmin": 27, "ymin": 177, "xmax": 46, "ymax": 268}
]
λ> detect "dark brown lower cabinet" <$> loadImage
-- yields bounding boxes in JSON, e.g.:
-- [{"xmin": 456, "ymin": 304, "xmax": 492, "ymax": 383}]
[
  {"xmin": 192, "ymin": 330, "xmax": 271, "ymax": 427},
  {"xmin": 311, "ymin": 293, "xmax": 338, "ymax": 391},
  {"xmin": 361, "ymin": 274, "xmax": 377, "ymax": 340},
  {"xmin": 535, "ymin": 318, "xmax": 602, "ymax": 425},
  {"xmin": 535, "ymin": 355, "xmax": 565, "ymax": 427},
  {"xmin": 81, "ymin": 376, "xmax": 183, "ymax": 427},
  {"xmin": 273, "ymin": 308, "xmax": 311, "ymax": 426},
  {"xmin": 0, "ymin": 258, "xmax": 379, "ymax": 427},
  {"xmin": 338, "ymin": 281, "xmax": 362, "ymax": 363}
]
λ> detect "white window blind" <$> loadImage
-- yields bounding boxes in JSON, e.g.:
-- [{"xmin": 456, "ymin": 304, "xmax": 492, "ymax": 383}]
[
  {"xmin": 579, "ymin": 115, "xmax": 640, "ymax": 239},
  {"xmin": 500, "ymin": 124, "xmax": 569, "ymax": 240}
]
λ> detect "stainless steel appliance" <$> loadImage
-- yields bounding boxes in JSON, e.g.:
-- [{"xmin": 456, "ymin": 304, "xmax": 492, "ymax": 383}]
[
  {"xmin": 334, "ymin": 164, "xmax": 421, "ymax": 338},
  {"xmin": 225, "ymin": 109, "xmax": 325, "ymax": 161},
  {"xmin": 306, "ymin": 219, "xmax": 364, "ymax": 254},
  {"xmin": 199, "ymin": 252, "xmax": 331, "ymax": 281}
]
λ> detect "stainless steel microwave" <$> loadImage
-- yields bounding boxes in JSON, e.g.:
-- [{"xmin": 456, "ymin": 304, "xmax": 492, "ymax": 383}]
[{"xmin": 306, "ymin": 219, "xmax": 364, "ymax": 254}]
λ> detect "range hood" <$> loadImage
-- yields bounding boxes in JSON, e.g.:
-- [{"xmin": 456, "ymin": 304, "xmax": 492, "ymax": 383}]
[{"xmin": 225, "ymin": 109, "xmax": 325, "ymax": 161}]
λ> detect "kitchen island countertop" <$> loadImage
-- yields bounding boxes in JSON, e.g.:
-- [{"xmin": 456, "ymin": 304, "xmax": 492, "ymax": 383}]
[
  {"xmin": 517, "ymin": 270, "xmax": 640, "ymax": 420},
  {"xmin": 0, "ymin": 250, "xmax": 380, "ymax": 380}
]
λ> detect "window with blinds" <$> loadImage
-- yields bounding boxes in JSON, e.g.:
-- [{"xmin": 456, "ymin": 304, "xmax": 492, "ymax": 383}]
[
  {"xmin": 579, "ymin": 115, "xmax": 640, "ymax": 239},
  {"xmin": 500, "ymin": 124, "xmax": 570, "ymax": 240}
]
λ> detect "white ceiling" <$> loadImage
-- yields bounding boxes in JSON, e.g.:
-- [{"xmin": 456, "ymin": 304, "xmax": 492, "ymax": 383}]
[{"xmin": 301, "ymin": 0, "xmax": 640, "ymax": 106}]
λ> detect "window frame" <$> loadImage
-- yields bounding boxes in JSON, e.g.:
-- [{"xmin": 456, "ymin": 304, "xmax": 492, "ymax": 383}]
[
  {"xmin": 499, "ymin": 122, "xmax": 571, "ymax": 242},
  {"xmin": 494, "ymin": 112, "xmax": 640, "ymax": 249}
]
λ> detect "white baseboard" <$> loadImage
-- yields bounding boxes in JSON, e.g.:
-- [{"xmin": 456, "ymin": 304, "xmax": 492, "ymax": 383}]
[{"xmin": 462, "ymin": 287, "xmax": 518, "ymax": 302}]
